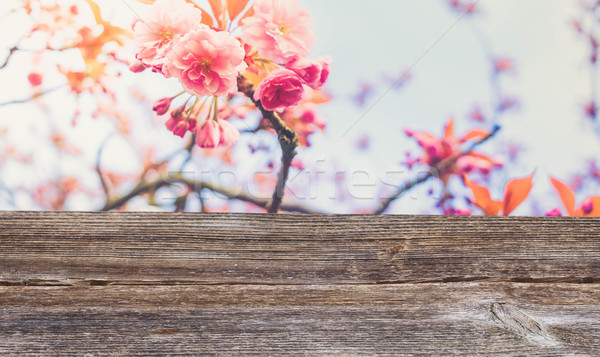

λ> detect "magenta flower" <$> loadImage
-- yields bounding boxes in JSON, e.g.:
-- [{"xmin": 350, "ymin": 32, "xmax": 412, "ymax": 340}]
[
  {"xmin": 546, "ymin": 208, "xmax": 563, "ymax": 217},
  {"xmin": 316, "ymin": 56, "xmax": 332, "ymax": 88},
  {"xmin": 132, "ymin": 0, "xmax": 202, "ymax": 74},
  {"xmin": 242, "ymin": 0, "xmax": 316, "ymax": 63},
  {"xmin": 166, "ymin": 25, "xmax": 247, "ymax": 97},
  {"xmin": 285, "ymin": 55, "xmax": 332, "ymax": 89},
  {"xmin": 254, "ymin": 69, "xmax": 305, "ymax": 111},
  {"xmin": 582, "ymin": 198, "xmax": 594, "ymax": 215}
]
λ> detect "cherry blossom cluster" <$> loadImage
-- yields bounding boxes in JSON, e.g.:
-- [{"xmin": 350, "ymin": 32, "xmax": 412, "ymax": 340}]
[
  {"xmin": 131, "ymin": 0, "xmax": 331, "ymax": 149},
  {"xmin": 18, "ymin": 0, "xmax": 132, "ymax": 96}
]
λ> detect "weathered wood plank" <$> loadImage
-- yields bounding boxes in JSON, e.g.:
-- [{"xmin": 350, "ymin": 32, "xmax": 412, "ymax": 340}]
[
  {"xmin": 1, "ymin": 212, "xmax": 599, "ymax": 355},
  {"xmin": 1, "ymin": 283, "xmax": 598, "ymax": 355},
  {"xmin": 1, "ymin": 212, "xmax": 599, "ymax": 284}
]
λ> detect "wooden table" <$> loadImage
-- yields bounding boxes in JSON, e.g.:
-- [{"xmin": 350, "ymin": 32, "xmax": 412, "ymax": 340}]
[{"xmin": 1, "ymin": 212, "xmax": 598, "ymax": 355}]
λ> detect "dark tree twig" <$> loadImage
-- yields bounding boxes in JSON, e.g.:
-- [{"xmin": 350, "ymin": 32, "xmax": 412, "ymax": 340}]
[
  {"xmin": 237, "ymin": 75, "xmax": 299, "ymax": 213},
  {"xmin": 0, "ymin": 46, "xmax": 18, "ymax": 70},
  {"xmin": 96, "ymin": 134, "xmax": 113, "ymax": 202},
  {"xmin": 0, "ymin": 85, "xmax": 65, "ymax": 107},
  {"xmin": 101, "ymin": 173, "xmax": 320, "ymax": 214}
]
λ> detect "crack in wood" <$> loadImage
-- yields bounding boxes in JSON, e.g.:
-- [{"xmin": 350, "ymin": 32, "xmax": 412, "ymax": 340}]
[
  {"xmin": 490, "ymin": 302, "xmax": 559, "ymax": 346},
  {"xmin": 376, "ymin": 276, "xmax": 600, "ymax": 285},
  {"xmin": 0, "ymin": 277, "xmax": 599, "ymax": 287}
]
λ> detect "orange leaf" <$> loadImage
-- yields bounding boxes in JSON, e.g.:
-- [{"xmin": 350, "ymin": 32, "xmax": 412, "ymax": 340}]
[
  {"xmin": 128, "ymin": 0, "xmax": 212, "ymax": 26},
  {"xmin": 444, "ymin": 118, "xmax": 454, "ymax": 139},
  {"xmin": 199, "ymin": 9, "xmax": 215, "ymax": 26},
  {"xmin": 227, "ymin": 0, "xmax": 250, "ymax": 21},
  {"xmin": 502, "ymin": 173, "xmax": 534, "ymax": 216},
  {"xmin": 96, "ymin": 23, "xmax": 132, "ymax": 49},
  {"xmin": 460, "ymin": 129, "xmax": 489, "ymax": 142},
  {"xmin": 241, "ymin": 69, "xmax": 267, "ymax": 88},
  {"xmin": 179, "ymin": 0, "xmax": 214, "ymax": 26},
  {"xmin": 306, "ymin": 89, "xmax": 332, "ymax": 105},
  {"xmin": 463, "ymin": 176, "xmax": 502, "ymax": 216},
  {"xmin": 238, "ymin": 5, "xmax": 254, "ymax": 24},
  {"xmin": 208, "ymin": 0, "xmax": 226, "ymax": 28},
  {"xmin": 84, "ymin": 0, "xmax": 103, "ymax": 24},
  {"xmin": 549, "ymin": 177, "xmax": 576, "ymax": 216}
]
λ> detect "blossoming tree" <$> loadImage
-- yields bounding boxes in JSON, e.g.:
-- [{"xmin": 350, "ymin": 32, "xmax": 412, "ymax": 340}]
[
  {"xmin": 123, "ymin": 0, "xmax": 331, "ymax": 213},
  {"xmin": 0, "ymin": 0, "xmax": 598, "ymax": 216}
]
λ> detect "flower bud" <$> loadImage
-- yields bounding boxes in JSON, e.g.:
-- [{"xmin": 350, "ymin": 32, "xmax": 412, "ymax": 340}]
[
  {"xmin": 196, "ymin": 120, "xmax": 221, "ymax": 148},
  {"xmin": 129, "ymin": 59, "xmax": 147, "ymax": 73},
  {"xmin": 582, "ymin": 199, "xmax": 594, "ymax": 215},
  {"xmin": 152, "ymin": 97, "xmax": 172, "ymax": 116},
  {"xmin": 218, "ymin": 120, "xmax": 240, "ymax": 147}
]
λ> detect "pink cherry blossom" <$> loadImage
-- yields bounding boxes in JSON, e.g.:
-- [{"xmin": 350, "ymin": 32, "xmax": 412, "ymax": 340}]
[
  {"xmin": 285, "ymin": 55, "xmax": 332, "ymax": 89},
  {"xmin": 218, "ymin": 120, "xmax": 240, "ymax": 147},
  {"xmin": 254, "ymin": 69, "xmax": 305, "ymax": 111},
  {"xmin": 132, "ymin": 0, "xmax": 202, "ymax": 74},
  {"xmin": 196, "ymin": 120, "xmax": 221, "ymax": 148},
  {"xmin": 242, "ymin": 0, "xmax": 316, "ymax": 63},
  {"xmin": 285, "ymin": 56, "xmax": 319, "ymax": 86},
  {"xmin": 285, "ymin": 57, "xmax": 316, "ymax": 88},
  {"xmin": 166, "ymin": 25, "xmax": 247, "ymax": 97},
  {"xmin": 316, "ymin": 56, "xmax": 332, "ymax": 87}
]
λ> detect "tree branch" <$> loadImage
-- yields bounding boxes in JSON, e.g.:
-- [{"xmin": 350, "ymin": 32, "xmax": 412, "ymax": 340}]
[
  {"xmin": 0, "ymin": 46, "xmax": 18, "ymax": 70},
  {"xmin": 374, "ymin": 125, "xmax": 502, "ymax": 215},
  {"xmin": 96, "ymin": 134, "xmax": 113, "ymax": 203},
  {"xmin": 101, "ymin": 173, "xmax": 320, "ymax": 214},
  {"xmin": 0, "ymin": 85, "xmax": 65, "ymax": 107},
  {"xmin": 99, "ymin": 88, "xmax": 306, "ymax": 213},
  {"xmin": 237, "ymin": 75, "xmax": 299, "ymax": 213}
]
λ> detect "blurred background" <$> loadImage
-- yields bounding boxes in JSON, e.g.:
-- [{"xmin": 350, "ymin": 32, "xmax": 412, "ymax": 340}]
[{"xmin": 0, "ymin": 0, "xmax": 599, "ymax": 215}]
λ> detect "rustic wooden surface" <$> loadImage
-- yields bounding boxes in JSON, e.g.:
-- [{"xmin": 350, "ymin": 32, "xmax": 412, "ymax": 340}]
[{"xmin": 0, "ymin": 212, "xmax": 599, "ymax": 355}]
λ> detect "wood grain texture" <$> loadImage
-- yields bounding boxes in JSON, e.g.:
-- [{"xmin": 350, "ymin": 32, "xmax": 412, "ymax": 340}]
[{"xmin": 0, "ymin": 211, "xmax": 599, "ymax": 355}]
